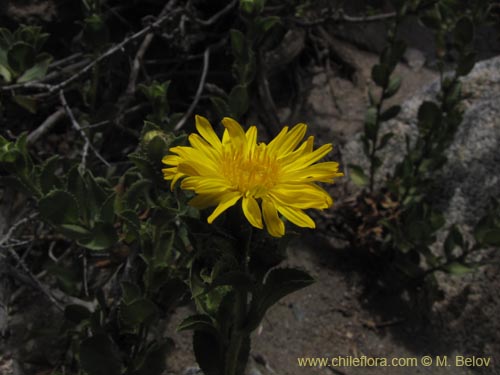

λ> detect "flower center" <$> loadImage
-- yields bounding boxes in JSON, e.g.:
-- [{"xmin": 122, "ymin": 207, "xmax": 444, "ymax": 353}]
[{"xmin": 220, "ymin": 143, "xmax": 280, "ymax": 196}]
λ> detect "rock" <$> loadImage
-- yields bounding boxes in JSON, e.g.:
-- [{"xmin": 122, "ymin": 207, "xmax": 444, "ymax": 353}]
[
  {"xmin": 2, "ymin": 0, "xmax": 57, "ymax": 23},
  {"xmin": 182, "ymin": 367, "xmax": 202, "ymax": 375},
  {"xmin": 343, "ymin": 55, "xmax": 500, "ymax": 227},
  {"xmin": 403, "ymin": 47, "xmax": 426, "ymax": 71}
]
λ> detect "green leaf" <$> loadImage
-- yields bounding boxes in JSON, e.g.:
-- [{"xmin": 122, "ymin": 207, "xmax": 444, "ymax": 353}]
[
  {"xmin": 456, "ymin": 53, "xmax": 475, "ymax": 76},
  {"xmin": 368, "ymin": 88, "xmax": 379, "ymax": 106},
  {"xmin": 364, "ymin": 106, "xmax": 378, "ymax": 139},
  {"xmin": 121, "ymin": 281, "xmax": 142, "ymax": 304},
  {"xmin": 99, "ymin": 192, "xmax": 116, "ymax": 223},
  {"xmin": 117, "ymin": 209, "xmax": 141, "ymax": 238},
  {"xmin": 13, "ymin": 95, "xmax": 37, "ymax": 113},
  {"xmin": 419, "ymin": 5, "xmax": 442, "ymax": 30},
  {"xmin": 234, "ymin": 336, "xmax": 251, "ymax": 375},
  {"xmin": 0, "ymin": 61, "xmax": 12, "ymax": 82},
  {"xmin": 228, "ymin": 84, "xmax": 249, "ymax": 119},
  {"xmin": 406, "ymin": 220, "xmax": 431, "ymax": 243},
  {"xmin": 371, "ymin": 64, "xmax": 389, "ymax": 87},
  {"xmin": 377, "ymin": 132, "xmax": 394, "ymax": 150},
  {"xmin": 210, "ymin": 96, "xmax": 231, "ymax": 118},
  {"xmin": 230, "ymin": 29, "xmax": 246, "ymax": 60},
  {"xmin": 211, "ymin": 271, "xmax": 254, "ymax": 290},
  {"xmin": 429, "ymin": 210, "xmax": 445, "ymax": 231},
  {"xmin": 454, "ymin": 17, "xmax": 474, "ymax": 46},
  {"xmin": 443, "ymin": 262, "xmax": 474, "ymax": 275},
  {"xmin": 59, "ymin": 224, "xmax": 91, "ymax": 240},
  {"xmin": 384, "ymin": 76, "xmax": 402, "ymax": 98},
  {"xmin": 119, "ymin": 298, "xmax": 159, "ymax": 327},
  {"xmin": 123, "ymin": 179, "xmax": 152, "ymax": 209},
  {"xmin": 193, "ymin": 330, "xmax": 222, "ymax": 375},
  {"xmin": 372, "ymin": 156, "xmax": 382, "ymax": 171},
  {"xmin": 39, "ymin": 190, "xmax": 79, "ymax": 225},
  {"xmin": 147, "ymin": 136, "xmax": 169, "ymax": 165},
  {"xmin": 77, "ymin": 221, "xmax": 117, "ymax": 251},
  {"xmin": 380, "ymin": 105, "xmax": 401, "ymax": 121},
  {"xmin": 348, "ymin": 164, "xmax": 369, "ymax": 187},
  {"xmin": 134, "ymin": 341, "xmax": 171, "ymax": 375},
  {"xmin": 80, "ymin": 334, "xmax": 121, "ymax": 375},
  {"xmin": 444, "ymin": 225, "xmax": 463, "ymax": 259},
  {"xmin": 381, "ymin": 41, "xmax": 407, "ymax": 70},
  {"xmin": 256, "ymin": 16, "xmax": 280, "ymax": 35},
  {"xmin": 7, "ymin": 41, "xmax": 35, "ymax": 74},
  {"xmin": 178, "ymin": 314, "xmax": 216, "ymax": 334},
  {"xmin": 0, "ymin": 28, "xmax": 13, "ymax": 50},
  {"xmin": 155, "ymin": 278, "xmax": 187, "ymax": 312},
  {"xmin": 154, "ymin": 229, "xmax": 175, "ymax": 265},
  {"xmin": 17, "ymin": 58, "xmax": 51, "ymax": 83},
  {"xmin": 417, "ymin": 101, "xmax": 441, "ymax": 130},
  {"xmin": 247, "ymin": 268, "xmax": 314, "ymax": 331},
  {"xmin": 39, "ymin": 155, "xmax": 61, "ymax": 194},
  {"xmin": 239, "ymin": 57, "xmax": 256, "ymax": 84}
]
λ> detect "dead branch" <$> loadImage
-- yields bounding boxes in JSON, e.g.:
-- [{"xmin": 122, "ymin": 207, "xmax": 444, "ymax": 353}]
[
  {"xmin": 26, "ymin": 108, "xmax": 65, "ymax": 145},
  {"xmin": 0, "ymin": 0, "xmax": 180, "ymax": 96},
  {"xmin": 116, "ymin": 0, "xmax": 180, "ymax": 118},
  {"xmin": 174, "ymin": 47, "xmax": 211, "ymax": 131},
  {"xmin": 59, "ymin": 90, "xmax": 110, "ymax": 167},
  {"xmin": 290, "ymin": 9, "xmax": 397, "ymax": 27},
  {"xmin": 193, "ymin": 0, "xmax": 238, "ymax": 26}
]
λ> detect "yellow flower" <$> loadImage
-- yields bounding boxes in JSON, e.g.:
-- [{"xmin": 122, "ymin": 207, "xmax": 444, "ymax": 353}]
[{"xmin": 162, "ymin": 115, "xmax": 343, "ymax": 237}]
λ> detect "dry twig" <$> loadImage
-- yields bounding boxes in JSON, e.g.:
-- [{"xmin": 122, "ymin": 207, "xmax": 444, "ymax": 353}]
[
  {"xmin": 59, "ymin": 90, "xmax": 110, "ymax": 168},
  {"xmin": 1, "ymin": 1, "xmax": 179, "ymax": 96},
  {"xmin": 26, "ymin": 108, "xmax": 66, "ymax": 145},
  {"xmin": 174, "ymin": 47, "xmax": 211, "ymax": 131}
]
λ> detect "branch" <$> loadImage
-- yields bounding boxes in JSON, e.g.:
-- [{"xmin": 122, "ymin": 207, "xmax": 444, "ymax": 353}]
[
  {"xmin": 59, "ymin": 90, "xmax": 111, "ymax": 167},
  {"xmin": 290, "ymin": 9, "xmax": 396, "ymax": 27},
  {"xmin": 26, "ymin": 108, "xmax": 66, "ymax": 145},
  {"xmin": 193, "ymin": 0, "xmax": 238, "ymax": 26},
  {"xmin": 1, "ymin": 1, "xmax": 179, "ymax": 95},
  {"xmin": 0, "ymin": 213, "xmax": 38, "ymax": 247},
  {"xmin": 173, "ymin": 47, "xmax": 211, "ymax": 131},
  {"xmin": 118, "ymin": 0, "xmax": 179, "ymax": 111}
]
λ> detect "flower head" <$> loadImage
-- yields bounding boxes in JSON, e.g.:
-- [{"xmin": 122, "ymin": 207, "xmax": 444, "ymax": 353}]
[{"xmin": 162, "ymin": 115, "xmax": 343, "ymax": 237}]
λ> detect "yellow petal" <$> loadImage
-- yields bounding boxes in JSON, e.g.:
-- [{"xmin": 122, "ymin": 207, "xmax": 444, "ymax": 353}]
[
  {"xmin": 242, "ymin": 195, "xmax": 263, "ymax": 229},
  {"xmin": 207, "ymin": 191, "xmax": 242, "ymax": 223},
  {"xmin": 189, "ymin": 133, "xmax": 221, "ymax": 160},
  {"xmin": 245, "ymin": 126, "xmax": 258, "ymax": 157},
  {"xmin": 169, "ymin": 172, "xmax": 185, "ymax": 190},
  {"xmin": 177, "ymin": 160, "xmax": 218, "ymax": 176},
  {"xmin": 283, "ymin": 161, "xmax": 341, "ymax": 182},
  {"xmin": 282, "ymin": 143, "xmax": 332, "ymax": 172},
  {"xmin": 222, "ymin": 128, "xmax": 230, "ymax": 145},
  {"xmin": 195, "ymin": 115, "xmax": 222, "ymax": 151},
  {"xmin": 221, "ymin": 117, "xmax": 246, "ymax": 147},
  {"xmin": 189, "ymin": 193, "xmax": 224, "ymax": 209},
  {"xmin": 278, "ymin": 136, "xmax": 314, "ymax": 163},
  {"xmin": 267, "ymin": 126, "xmax": 289, "ymax": 153},
  {"xmin": 269, "ymin": 183, "xmax": 332, "ymax": 209},
  {"xmin": 181, "ymin": 176, "xmax": 230, "ymax": 194},
  {"xmin": 162, "ymin": 154, "xmax": 180, "ymax": 166},
  {"xmin": 275, "ymin": 204, "xmax": 315, "ymax": 228},
  {"xmin": 262, "ymin": 199, "xmax": 285, "ymax": 237},
  {"xmin": 276, "ymin": 123, "xmax": 307, "ymax": 155}
]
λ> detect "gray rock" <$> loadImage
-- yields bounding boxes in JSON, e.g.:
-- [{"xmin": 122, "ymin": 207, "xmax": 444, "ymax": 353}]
[{"xmin": 343, "ymin": 55, "xmax": 500, "ymax": 226}]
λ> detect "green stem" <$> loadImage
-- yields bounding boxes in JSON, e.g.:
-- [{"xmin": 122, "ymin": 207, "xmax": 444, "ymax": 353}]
[{"xmin": 225, "ymin": 227, "xmax": 252, "ymax": 375}]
